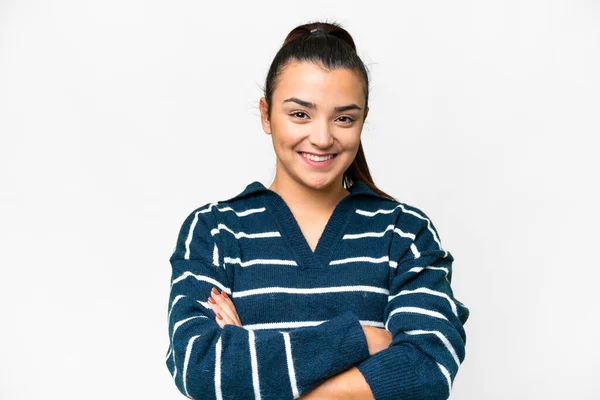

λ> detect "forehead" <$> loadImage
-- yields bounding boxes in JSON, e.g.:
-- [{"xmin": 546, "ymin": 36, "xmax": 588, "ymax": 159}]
[{"xmin": 274, "ymin": 60, "xmax": 365, "ymax": 106}]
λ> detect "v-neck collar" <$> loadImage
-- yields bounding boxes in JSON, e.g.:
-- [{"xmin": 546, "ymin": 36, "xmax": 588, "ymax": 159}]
[{"xmin": 220, "ymin": 179, "xmax": 391, "ymax": 270}]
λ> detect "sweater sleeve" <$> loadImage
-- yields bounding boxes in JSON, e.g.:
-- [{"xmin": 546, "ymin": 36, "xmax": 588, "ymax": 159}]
[
  {"xmin": 164, "ymin": 206, "xmax": 371, "ymax": 400},
  {"xmin": 355, "ymin": 206, "xmax": 470, "ymax": 400}
]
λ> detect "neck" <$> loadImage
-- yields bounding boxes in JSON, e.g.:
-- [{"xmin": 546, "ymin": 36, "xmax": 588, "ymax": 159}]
[{"xmin": 268, "ymin": 175, "xmax": 350, "ymax": 210}]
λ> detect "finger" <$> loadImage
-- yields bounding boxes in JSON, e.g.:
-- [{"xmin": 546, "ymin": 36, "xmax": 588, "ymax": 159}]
[
  {"xmin": 215, "ymin": 312, "xmax": 225, "ymax": 328},
  {"xmin": 219, "ymin": 290, "xmax": 242, "ymax": 325},
  {"xmin": 213, "ymin": 309, "xmax": 232, "ymax": 328},
  {"xmin": 215, "ymin": 312, "xmax": 229, "ymax": 328},
  {"xmin": 210, "ymin": 289, "xmax": 239, "ymax": 324},
  {"xmin": 208, "ymin": 293, "xmax": 239, "ymax": 325},
  {"xmin": 216, "ymin": 311, "xmax": 238, "ymax": 327},
  {"xmin": 208, "ymin": 300, "xmax": 235, "ymax": 326}
]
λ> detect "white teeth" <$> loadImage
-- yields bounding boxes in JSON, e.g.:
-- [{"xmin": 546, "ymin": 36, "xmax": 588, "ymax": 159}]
[{"xmin": 301, "ymin": 152, "xmax": 335, "ymax": 162}]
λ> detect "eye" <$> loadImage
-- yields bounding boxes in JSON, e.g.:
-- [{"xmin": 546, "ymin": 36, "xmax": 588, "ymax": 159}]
[
  {"xmin": 289, "ymin": 112, "xmax": 356, "ymax": 124},
  {"xmin": 337, "ymin": 115, "xmax": 356, "ymax": 124},
  {"xmin": 290, "ymin": 111, "xmax": 309, "ymax": 120}
]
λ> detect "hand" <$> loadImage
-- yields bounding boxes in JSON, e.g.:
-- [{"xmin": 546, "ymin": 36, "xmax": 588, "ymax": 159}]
[
  {"xmin": 207, "ymin": 287, "xmax": 242, "ymax": 328},
  {"xmin": 362, "ymin": 326, "xmax": 392, "ymax": 356}
]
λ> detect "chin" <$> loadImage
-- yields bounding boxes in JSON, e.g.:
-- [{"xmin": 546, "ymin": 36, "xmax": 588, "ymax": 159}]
[{"xmin": 301, "ymin": 175, "xmax": 344, "ymax": 190}]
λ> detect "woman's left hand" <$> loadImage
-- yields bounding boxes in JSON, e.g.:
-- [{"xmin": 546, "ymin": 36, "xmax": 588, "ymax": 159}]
[{"xmin": 207, "ymin": 287, "xmax": 243, "ymax": 328}]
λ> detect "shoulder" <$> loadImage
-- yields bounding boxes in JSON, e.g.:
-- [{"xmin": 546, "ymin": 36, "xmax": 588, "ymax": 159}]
[
  {"xmin": 177, "ymin": 192, "xmax": 268, "ymax": 240},
  {"xmin": 357, "ymin": 195, "xmax": 435, "ymax": 233},
  {"xmin": 169, "ymin": 201, "xmax": 219, "ymax": 256},
  {"xmin": 178, "ymin": 201, "xmax": 220, "ymax": 232}
]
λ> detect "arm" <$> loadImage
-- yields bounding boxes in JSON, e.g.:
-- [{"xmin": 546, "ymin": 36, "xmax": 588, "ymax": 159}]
[
  {"xmin": 296, "ymin": 326, "xmax": 392, "ymax": 399},
  {"xmin": 353, "ymin": 207, "xmax": 470, "ymax": 400},
  {"xmin": 165, "ymin": 206, "xmax": 371, "ymax": 400},
  {"xmin": 298, "ymin": 366, "xmax": 374, "ymax": 400}
]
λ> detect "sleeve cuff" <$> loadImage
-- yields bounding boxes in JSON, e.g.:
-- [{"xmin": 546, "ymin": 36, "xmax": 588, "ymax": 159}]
[
  {"xmin": 286, "ymin": 310, "xmax": 372, "ymax": 396},
  {"xmin": 355, "ymin": 344, "xmax": 423, "ymax": 400},
  {"xmin": 334, "ymin": 311, "xmax": 371, "ymax": 367}
]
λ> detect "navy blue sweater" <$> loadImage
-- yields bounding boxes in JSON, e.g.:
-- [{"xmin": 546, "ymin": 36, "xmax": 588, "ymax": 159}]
[{"xmin": 165, "ymin": 179, "xmax": 469, "ymax": 400}]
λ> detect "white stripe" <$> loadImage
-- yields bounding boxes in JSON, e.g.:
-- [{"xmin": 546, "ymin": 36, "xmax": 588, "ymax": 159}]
[
  {"xmin": 394, "ymin": 226, "xmax": 417, "ymax": 240},
  {"xmin": 437, "ymin": 362, "xmax": 452, "ymax": 397},
  {"xmin": 224, "ymin": 257, "xmax": 298, "ymax": 268},
  {"xmin": 172, "ymin": 316, "xmax": 205, "ymax": 340},
  {"xmin": 196, "ymin": 203, "xmax": 267, "ymax": 217},
  {"xmin": 213, "ymin": 243, "xmax": 220, "ymax": 267},
  {"xmin": 396, "ymin": 204, "xmax": 444, "ymax": 252},
  {"xmin": 215, "ymin": 336, "xmax": 223, "ymax": 400},
  {"xmin": 183, "ymin": 335, "xmax": 201, "ymax": 397},
  {"xmin": 183, "ymin": 204, "xmax": 268, "ymax": 259},
  {"xmin": 410, "ymin": 243, "xmax": 421, "ymax": 259},
  {"xmin": 391, "ymin": 264, "xmax": 449, "ymax": 279},
  {"xmin": 244, "ymin": 319, "xmax": 385, "ymax": 331},
  {"xmin": 282, "ymin": 332, "xmax": 300, "ymax": 399},
  {"xmin": 408, "ymin": 266, "xmax": 449, "ymax": 276},
  {"xmin": 168, "ymin": 295, "xmax": 186, "ymax": 322},
  {"xmin": 197, "ymin": 299, "xmax": 211, "ymax": 310},
  {"xmin": 405, "ymin": 329, "xmax": 460, "ymax": 366},
  {"xmin": 342, "ymin": 226, "xmax": 420, "ymax": 258},
  {"xmin": 233, "ymin": 285, "xmax": 389, "ymax": 299},
  {"xmin": 211, "ymin": 223, "xmax": 281, "ymax": 239},
  {"xmin": 356, "ymin": 204, "xmax": 445, "ymax": 253},
  {"xmin": 171, "ymin": 316, "xmax": 206, "ymax": 377},
  {"xmin": 342, "ymin": 225, "xmax": 396, "ymax": 239},
  {"xmin": 171, "ymin": 272, "xmax": 231, "ymax": 294},
  {"xmin": 329, "ymin": 255, "xmax": 389, "ymax": 265},
  {"xmin": 197, "ymin": 204, "xmax": 216, "ymax": 213},
  {"xmin": 184, "ymin": 210, "xmax": 202, "ymax": 259},
  {"xmin": 214, "ymin": 205, "xmax": 267, "ymax": 217},
  {"xmin": 385, "ymin": 307, "xmax": 448, "ymax": 330},
  {"xmin": 355, "ymin": 208, "xmax": 397, "ymax": 216},
  {"xmin": 165, "ymin": 346, "xmax": 172, "ymax": 362},
  {"xmin": 249, "ymin": 330, "xmax": 261, "ymax": 400},
  {"xmin": 388, "ymin": 288, "xmax": 458, "ymax": 317},
  {"xmin": 244, "ymin": 320, "xmax": 327, "ymax": 330}
]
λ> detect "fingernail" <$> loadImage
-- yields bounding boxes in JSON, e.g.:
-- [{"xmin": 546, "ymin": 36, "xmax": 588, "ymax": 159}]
[
  {"xmin": 221, "ymin": 291, "xmax": 229, "ymax": 299},
  {"xmin": 217, "ymin": 312, "xmax": 223, "ymax": 320},
  {"xmin": 208, "ymin": 297, "xmax": 216, "ymax": 304},
  {"xmin": 212, "ymin": 287, "xmax": 219, "ymax": 295}
]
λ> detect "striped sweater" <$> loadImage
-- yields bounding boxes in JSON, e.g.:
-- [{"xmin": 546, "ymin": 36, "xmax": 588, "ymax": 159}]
[{"xmin": 165, "ymin": 179, "xmax": 470, "ymax": 400}]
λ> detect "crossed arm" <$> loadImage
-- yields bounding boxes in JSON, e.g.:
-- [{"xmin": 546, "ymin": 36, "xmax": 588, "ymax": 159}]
[
  {"xmin": 168, "ymin": 208, "xmax": 468, "ymax": 399},
  {"xmin": 207, "ymin": 286, "xmax": 386, "ymax": 400}
]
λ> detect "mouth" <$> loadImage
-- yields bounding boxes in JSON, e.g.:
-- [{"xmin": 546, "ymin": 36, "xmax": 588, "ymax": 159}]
[
  {"xmin": 298, "ymin": 152, "xmax": 338, "ymax": 167},
  {"xmin": 298, "ymin": 151, "xmax": 337, "ymax": 160}
]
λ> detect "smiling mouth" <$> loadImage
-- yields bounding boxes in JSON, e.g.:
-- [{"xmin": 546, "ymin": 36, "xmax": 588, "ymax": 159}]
[{"xmin": 298, "ymin": 152, "xmax": 337, "ymax": 161}]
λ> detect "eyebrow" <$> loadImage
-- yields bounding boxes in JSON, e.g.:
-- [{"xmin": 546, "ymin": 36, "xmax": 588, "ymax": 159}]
[{"xmin": 282, "ymin": 97, "xmax": 362, "ymax": 112}]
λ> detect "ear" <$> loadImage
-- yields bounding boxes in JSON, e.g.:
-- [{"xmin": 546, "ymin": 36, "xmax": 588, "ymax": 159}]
[
  {"xmin": 363, "ymin": 106, "xmax": 369, "ymax": 122},
  {"xmin": 259, "ymin": 97, "xmax": 271, "ymax": 135}
]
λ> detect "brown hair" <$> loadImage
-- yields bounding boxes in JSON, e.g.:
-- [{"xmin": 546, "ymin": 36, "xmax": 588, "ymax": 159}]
[{"xmin": 261, "ymin": 20, "xmax": 397, "ymax": 202}]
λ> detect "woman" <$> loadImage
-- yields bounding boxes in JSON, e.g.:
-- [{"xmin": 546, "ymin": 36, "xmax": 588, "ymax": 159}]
[{"xmin": 165, "ymin": 21, "xmax": 469, "ymax": 400}]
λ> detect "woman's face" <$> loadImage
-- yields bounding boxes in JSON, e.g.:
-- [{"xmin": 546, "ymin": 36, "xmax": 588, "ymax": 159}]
[{"xmin": 260, "ymin": 60, "xmax": 368, "ymax": 191}]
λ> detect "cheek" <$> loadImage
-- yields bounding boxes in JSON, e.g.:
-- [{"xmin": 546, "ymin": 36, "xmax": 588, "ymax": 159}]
[
  {"xmin": 272, "ymin": 125, "xmax": 304, "ymax": 148},
  {"xmin": 339, "ymin": 130, "xmax": 362, "ymax": 149},
  {"xmin": 279, "ymin": 120, "xmax": 306, "ymax": 138}
]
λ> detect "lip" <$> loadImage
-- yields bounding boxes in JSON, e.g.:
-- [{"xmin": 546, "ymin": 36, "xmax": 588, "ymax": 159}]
[
  {"xmin": 298, "ymin": 152, "xmax": 337, "ymax": 168},
  {"xmin": 298, "ymin": 151, "xmax": 337, "ymax": 156}
]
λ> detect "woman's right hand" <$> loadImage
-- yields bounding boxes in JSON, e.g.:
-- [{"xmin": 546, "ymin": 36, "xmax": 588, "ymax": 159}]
[{"xmin": 362, "ymin": 326, "xmax": 393, "ymax": 356}]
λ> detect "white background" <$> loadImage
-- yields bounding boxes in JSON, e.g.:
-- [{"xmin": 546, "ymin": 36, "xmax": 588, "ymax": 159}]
[{"xmin": 1, "ymin": 0, "xmax": 598, "ymax": 399}]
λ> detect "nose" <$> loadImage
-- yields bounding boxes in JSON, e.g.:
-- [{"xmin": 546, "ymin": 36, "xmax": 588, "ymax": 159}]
[{"xmin": 308, "ymin": 119, "xmax": 334, "ymax": 148}]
